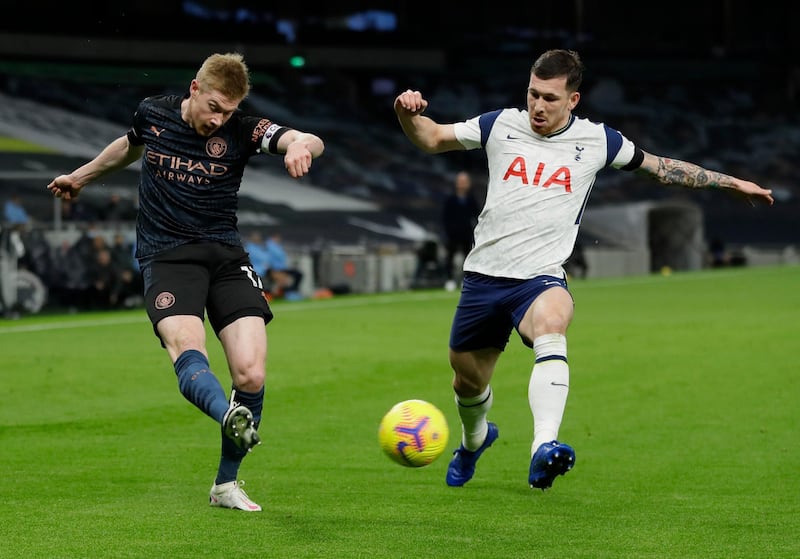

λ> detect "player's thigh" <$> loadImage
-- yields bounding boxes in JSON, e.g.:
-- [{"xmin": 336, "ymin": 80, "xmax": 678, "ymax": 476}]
[
  {"xmin": 142, "ymin": 257, "xmax": 210, "ymax": 349},
  {"xmin": 218, "ymin": 315, "xmax": 267, "ymax": 386},
  {"xmin": 449, "ymin": 273, "xmax": 514, "ymax": 352}
]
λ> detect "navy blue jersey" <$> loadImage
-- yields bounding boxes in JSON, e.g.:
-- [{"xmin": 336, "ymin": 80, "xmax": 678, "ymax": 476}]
[{"xmin": 126, "ymin": 94, "xmax": 289, "ymax": 259}]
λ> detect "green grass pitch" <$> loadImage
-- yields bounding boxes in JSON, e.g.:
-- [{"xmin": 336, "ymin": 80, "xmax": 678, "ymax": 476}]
[{"xmin": 1, "ymin": 265, "xmax": 797, "ymax": 558}]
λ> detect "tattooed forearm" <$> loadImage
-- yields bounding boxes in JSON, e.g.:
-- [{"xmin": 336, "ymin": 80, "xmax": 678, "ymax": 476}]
[
  {"xmin": 632, "ymin": 150, "xmax": 773, "ymax": 205},
  {"xmin": 638, "ymin": 157, "xmax": 731, "ymax": 188}
]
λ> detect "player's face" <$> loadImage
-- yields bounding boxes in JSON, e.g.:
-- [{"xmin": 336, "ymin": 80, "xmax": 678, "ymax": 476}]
[
  {"xmin": 526, "ymin": 74, "xmax": 580, "ymax": 136},
  {"xmin": 186, "ymin": 80, "xmax": 241, "ymax": 137}
]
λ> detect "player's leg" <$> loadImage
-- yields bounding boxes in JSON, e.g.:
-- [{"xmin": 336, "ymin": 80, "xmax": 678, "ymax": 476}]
[
  {"xmin": 445, "ymin": 348, "xmax": 502, "ymax": 487},
  {"xmin": 210, "ymin": 316, "xmax": 267, "ymax": 512},
  {"xmin": 159, "ymin": 316, "xmax": 232, "ymax": 423},
  {"xmin": 219, "ymin": 316, "xmax": 267, "ymax": 452},
  {"xmin": 516, "ymin": 282, "xmax": 576, "ymax": 489},
  {"xmin": 450, "ymin": 347, "xmax": 500, "ymax": 450},
  {"xmin": 445, "ymin": 272, "xmax": 512, "ymax": 486},
  {"xmin": 208, "ymin": 251, "xmax": 271, "ymax": 446},
  {"xmin": 206, "ymin": 247, "xmax": 272, "ymax": 510},
  {"xmin": 143, "ymin": 252, "xmax": 231, "ymax": 423}
]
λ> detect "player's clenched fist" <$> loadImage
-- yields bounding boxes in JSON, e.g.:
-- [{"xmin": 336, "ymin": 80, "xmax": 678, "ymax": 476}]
[
  {"xmin": 394, "ymin": 89, "xmax": 428, "ymax": 115},
  {"xmin": 47, "ymin": 174, "xmax": 84, "ymax": 200},
  {"xmin": 284, "ymin": 146, "xmax": 313, "ymax": 178}
]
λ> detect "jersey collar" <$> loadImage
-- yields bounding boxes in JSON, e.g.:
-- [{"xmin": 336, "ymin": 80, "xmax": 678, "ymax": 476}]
[{"xmin": 544, "ymin": 114, "xmax": 575, "ymax": 138}]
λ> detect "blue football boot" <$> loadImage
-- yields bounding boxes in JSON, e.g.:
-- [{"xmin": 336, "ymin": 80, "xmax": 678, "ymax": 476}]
[
  {"xmin": 528, "ymin": 440, "xmax": 575, "ymax": 490},
  {"xmin": 446, "ymin": 422, "xmax": 499, "ymax": 487}
]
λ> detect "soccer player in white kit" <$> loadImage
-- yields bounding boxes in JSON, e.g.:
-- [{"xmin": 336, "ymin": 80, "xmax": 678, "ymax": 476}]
[{"xmin": 393, "ymin": 49, "xmax": 774, "ymax": 490}]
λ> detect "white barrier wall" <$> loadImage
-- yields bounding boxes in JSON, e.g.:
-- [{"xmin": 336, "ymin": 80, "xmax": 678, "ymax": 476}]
[{"xmin": 583, "ymin": 247, "xmax": 650, "ymax": 278}]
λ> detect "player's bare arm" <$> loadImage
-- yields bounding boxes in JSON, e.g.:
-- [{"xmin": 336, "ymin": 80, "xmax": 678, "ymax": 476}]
[
  {"xmin": 277, "ymin": 130, "xmax": 324, "ymax": 178},
  {"xmin": 47, "ymin": 135, "xmax": 144, "ymax": 200},
  {"xmin": 638, "ymin": 151, "xmax": 774, "ymax": 205},
  {"xmin": 393, "ymin": 89, "xmax": 463, "ymax": 154}
]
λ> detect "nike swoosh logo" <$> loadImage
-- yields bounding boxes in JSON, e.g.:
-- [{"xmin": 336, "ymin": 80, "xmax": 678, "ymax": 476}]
[
  {"xmin": 550, "ymin": 382, "xmax": 569, "ymax": 387},
  {"xmin": 506, "ymin": 134, "xmax": 520, "ymax": 140}
]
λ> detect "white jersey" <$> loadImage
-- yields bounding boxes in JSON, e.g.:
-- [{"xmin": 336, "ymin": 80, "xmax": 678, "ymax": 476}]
[{"xmin": 454, "ymin": 108, "xmax": 637, "ymax": 279}]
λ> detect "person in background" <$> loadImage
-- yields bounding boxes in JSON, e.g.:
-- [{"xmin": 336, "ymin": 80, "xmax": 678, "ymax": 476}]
[
  {"xmin": 60, "ymin": 198, "xmax": 97, "ymax": 223},
  {"xmin": 4, "ymin": 192, "xmax": 31, "ymax": 227},
  {"xmin": 264, "ymin": 231, "xmax": 304, "ymax": 299},
  {"xmin": 393, "ymin": 49, "xmax": 773, "ymax": 492},
  {"xmin": 109, "ymin": 232, "xmax": 143, "ymax": 307},
  {"xmin": 87, "ymin": 245, "xmax": 122, "ymax": 309},
  {"xmin": 441, "ymin": 171, "xmax": 481, "ymax": 291},
  {"xmin": 243, "ymin": 230, "xmax": 271, "ymax": 278},
  {"xmin": 101, "ymin": 193, "xmax": 134, "ymax": 224},
  {"xmin": 46, "ymin": 52, "xmax": 325, "ymax": 511}
]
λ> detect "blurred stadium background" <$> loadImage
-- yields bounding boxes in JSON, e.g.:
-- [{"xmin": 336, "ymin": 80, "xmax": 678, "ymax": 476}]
[{"xmin": 1, "ymin": 0, "xmax": 798, "ymax": 315}]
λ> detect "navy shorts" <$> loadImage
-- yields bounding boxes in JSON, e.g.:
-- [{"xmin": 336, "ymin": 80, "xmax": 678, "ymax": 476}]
[
  {"xmin": 141, "ymin": 242, "xmax": 273, "ymax": 343},
  {"xmin": 449, "ymin": 271, "xmax": 570, "ymax": 351}
]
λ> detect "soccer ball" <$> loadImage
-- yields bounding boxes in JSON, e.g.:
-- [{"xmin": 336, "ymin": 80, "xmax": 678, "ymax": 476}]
[{"xmin": 378, "ymin": 399, "xmax": 449, "ymax": 468}]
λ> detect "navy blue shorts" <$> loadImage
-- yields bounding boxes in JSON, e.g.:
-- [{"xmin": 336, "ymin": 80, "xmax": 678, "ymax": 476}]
[
  {"xmin": 141, "ymin": 242, "xmax": 273, "ymax": 344},
  {"xmin": 449, "ymin": 271, "xmax": 569, "ymax": 351}
]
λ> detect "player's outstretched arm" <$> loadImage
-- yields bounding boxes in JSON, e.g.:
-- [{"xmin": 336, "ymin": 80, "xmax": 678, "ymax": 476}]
[
  {"xmin": 393, "ymin": 89, "xmax": 462, "ymax": 154},
  {"xmin": 637, "ymin": 151, "xmax": 774, "ymax": 206},
  {"xmin": 46, "ymin": 135, "xmax": 144, "ymax": 200}
]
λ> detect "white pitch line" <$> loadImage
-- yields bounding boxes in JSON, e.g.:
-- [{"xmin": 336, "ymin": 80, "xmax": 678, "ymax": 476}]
[
  {"xmin": 0, "ymin": 291, "xmax": 458, "ymax": 335},
  {"xmin": 0, "ymin": 265, "xmax": 792, "ymax": 335}
]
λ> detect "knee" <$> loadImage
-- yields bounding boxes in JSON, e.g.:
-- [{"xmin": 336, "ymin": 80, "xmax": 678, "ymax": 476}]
[
  {"xmin": 231, "ymin": 361, "xmax": 266, "ymax": 393},
  {"xmin": 236, "ymin": 373, "xmax": 265, "ymax": 393}
]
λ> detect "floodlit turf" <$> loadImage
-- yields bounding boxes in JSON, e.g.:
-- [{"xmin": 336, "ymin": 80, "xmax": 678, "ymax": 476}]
[
  {"xmin": 1, "ymin": 265, "xmax": 797, "ymax": 559},
  {"xmin": 0, "ymin": 136, "xmax": 56, "ymax": 152}
]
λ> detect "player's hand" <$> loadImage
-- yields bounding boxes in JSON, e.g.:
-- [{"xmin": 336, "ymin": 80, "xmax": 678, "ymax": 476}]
[
  {"xmin": 284, "ymin": 143, "xmax": 313, "ymax": 178},
  {"xmin": 394, "ymin": 89, "xmax": 428, "ymax": 116},
  {"xmin": 736, "ymin": 180, "xmax": 774, "ymax": 206},
  {"xmin": 47, "ymin": 174, "xmax": 84, "ymax": 200}
]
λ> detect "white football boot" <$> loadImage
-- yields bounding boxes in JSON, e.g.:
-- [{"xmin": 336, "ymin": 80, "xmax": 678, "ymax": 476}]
[{"xmin": 209, "ymin": 480, "xmax": 262, "ymax": 512}]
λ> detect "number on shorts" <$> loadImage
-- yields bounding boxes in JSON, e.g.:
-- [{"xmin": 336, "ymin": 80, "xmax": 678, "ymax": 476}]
[{"xmin": 241, "ymin": 265, "xmax": 263, "ymax": 289}]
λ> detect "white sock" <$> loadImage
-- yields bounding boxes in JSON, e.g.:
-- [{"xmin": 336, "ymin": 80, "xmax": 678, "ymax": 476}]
[
  {"xmin": 456, "ymin": 386, "xmax": 493, "ymax": 451},
  {"xmin": 529, "ymin": 334, "xmax": 569, "ymax": 455}
]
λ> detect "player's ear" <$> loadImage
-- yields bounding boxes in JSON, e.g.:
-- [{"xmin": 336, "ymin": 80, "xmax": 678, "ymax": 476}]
[{"xmin": 569, "ymin": 91, "xmax": 580, "ymax": 110}]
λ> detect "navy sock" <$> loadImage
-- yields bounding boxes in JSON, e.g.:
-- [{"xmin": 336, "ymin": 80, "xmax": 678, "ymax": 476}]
[
  {"xmin": 216, "ymin": 386, "xmax": 265, "ymax": 485},
  {"xmin": 173, "ymin": 350, "xmax": 229, "ymax": 423}
]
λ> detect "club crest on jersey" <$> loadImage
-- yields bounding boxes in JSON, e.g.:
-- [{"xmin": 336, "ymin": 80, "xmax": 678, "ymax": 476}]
[
  {"xmin": 575, "ymin": 145, "xmax": 584, "ymax": 161},
  {"xmin": 154, "ymin": 291, "xmax": 176, "ymax": 310},
  {"xmin": 503, "ymin": 156, "xmax": 572, "ymax": 192},
  {"xmin": 206, "ymin": 137, "xmax": 228, "ymax": 158}
]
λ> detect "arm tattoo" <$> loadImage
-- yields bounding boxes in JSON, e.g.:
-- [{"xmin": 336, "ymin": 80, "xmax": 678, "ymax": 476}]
[{"xmin": 638, "ymin": 157, "xmax": 730, "ymax": 189}]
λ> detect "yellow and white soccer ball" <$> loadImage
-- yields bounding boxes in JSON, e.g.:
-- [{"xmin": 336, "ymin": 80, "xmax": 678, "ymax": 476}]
[{"xmin": 378, "ymin": 399, "xmax": 449, "ymax": 468}]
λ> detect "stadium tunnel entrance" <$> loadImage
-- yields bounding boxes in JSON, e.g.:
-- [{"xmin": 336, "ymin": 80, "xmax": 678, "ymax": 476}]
[
  {"xmin": 647, "ymin": 203, "xmax": 704, "ymax": 273},
  {"xmin": 579, "ymin": 200, "xmax": 705, "ymax": 277}
]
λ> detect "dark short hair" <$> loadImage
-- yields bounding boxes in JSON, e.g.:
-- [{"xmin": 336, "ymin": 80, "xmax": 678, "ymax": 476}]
[{"xmin": 531, "ymin": 49, "xmax": 584, "ymax": 92}]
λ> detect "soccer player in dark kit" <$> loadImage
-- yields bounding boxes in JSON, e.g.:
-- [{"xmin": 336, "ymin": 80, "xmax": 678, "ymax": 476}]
[{"xmin": 47, "ymin": 53, "xmax": 325, "ymax": 511}]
